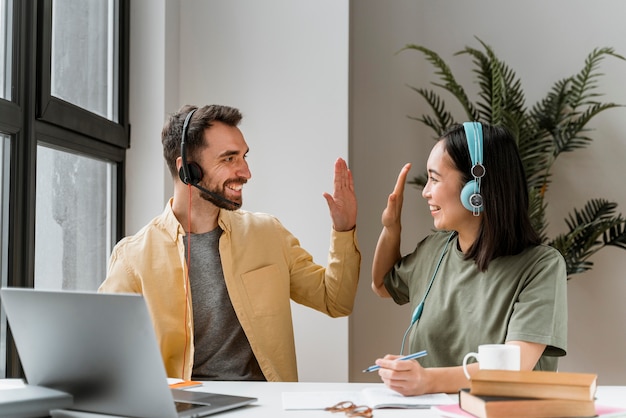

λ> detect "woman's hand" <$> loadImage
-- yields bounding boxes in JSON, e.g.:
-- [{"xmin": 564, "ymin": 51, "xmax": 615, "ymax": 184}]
[
  {"xmin": 381, "ymin": 163, "xmax": 411, "ymax": 230},
  {"xmin": 375, "ymin": 354, "xmax": 431, "ymax": 396},
  {"xmin": 371, "ymin": 163, "xmax": 413, "ymax": 298}
]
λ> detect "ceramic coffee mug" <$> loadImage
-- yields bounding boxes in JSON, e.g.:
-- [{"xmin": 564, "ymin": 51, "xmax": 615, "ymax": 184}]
[{"xmin": 462, "ymin": 344, "xmax": 520, "ymax": 379}]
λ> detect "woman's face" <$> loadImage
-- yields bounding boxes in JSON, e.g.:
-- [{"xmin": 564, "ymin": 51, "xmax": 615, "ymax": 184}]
[{"xmin": 422, "ymin": 141, "xmax": 477, "ymax": 234}]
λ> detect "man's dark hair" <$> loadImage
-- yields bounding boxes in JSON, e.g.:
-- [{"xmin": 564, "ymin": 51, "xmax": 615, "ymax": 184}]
[{"xmin": 162, "ymin": 104, "xmax": 243, "ymax": 178}]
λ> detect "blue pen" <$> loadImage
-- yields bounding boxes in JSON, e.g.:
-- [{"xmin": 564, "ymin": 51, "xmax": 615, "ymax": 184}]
[{"xmin": 362, "ymin": 350, "xmax": 428, "ymax": 373}]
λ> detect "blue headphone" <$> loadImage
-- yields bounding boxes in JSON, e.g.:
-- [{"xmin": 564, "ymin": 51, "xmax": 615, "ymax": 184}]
[{"xmin": 460, "ymin": 122, "xmax": 485, "ymax": 215}]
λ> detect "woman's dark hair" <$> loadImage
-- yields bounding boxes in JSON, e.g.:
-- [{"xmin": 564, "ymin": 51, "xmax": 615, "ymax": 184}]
[
  {"xmin": 162, "ymin": 104, "xmax": 243, "ymax": 178},
  {"xmin": 441, "ymin": 123, "xmax": 541, "ymax": 271}
]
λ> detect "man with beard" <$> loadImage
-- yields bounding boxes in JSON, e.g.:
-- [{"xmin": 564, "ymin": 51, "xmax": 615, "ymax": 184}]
[{"xmin": 99, "ymin": 105, "xmax": 361, "ymax": 383}]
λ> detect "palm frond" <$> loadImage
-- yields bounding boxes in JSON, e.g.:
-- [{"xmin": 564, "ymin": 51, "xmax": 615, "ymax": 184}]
[
  {"xmin": 604, "ymin": 223, "xmax": 626, "ymax": 250},
  {"xmin": 550, "ymin": 230, "xmax": 595, "ymax": 276},
  {"xmin": 528, "ymin": 188, "xmax": 548, "ymax": 242},
  {"xmin": 549, "ymin": 199, "xmax": 626, "ymax": 277},
  {"xmin": 402, "ymin": 40, "xmax": 626, "ymax": 277},
  {"xmin": 401, "ymin": 44, "xmax": 479, "ymax": 121},
  {"xmin": 569, "ymin": 48, "xmax": 626, "ymax": 110},
  {"xmin": 517, "ymin": 127, "xmax": 552, "ymax": 185},
  {"xmin": 553, "ymin": 103, "xmax": 624, "ymax": 155},
  {"xmin": 406, "ymin": 86, "xmax": 455, "ymax": 136},
  {"xmin": 482, "ymin": 39, "xmax": 526, "ymax": 125},
  {"xmin": 564, "ymin": 199, "xmax": 619, "ymax": 229},
  {"xmin": 530, "ymin": 78, "xmax": 571, "ymax": 133}
]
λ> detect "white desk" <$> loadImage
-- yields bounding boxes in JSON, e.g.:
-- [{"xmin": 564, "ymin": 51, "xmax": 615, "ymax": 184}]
[
  {"xmin": 51, "ymin": 382, "xmax": 626, "ymax": 417},
  {"xmin": 194, "ymin": 381, "xmax": 451, "ymax": 417}
]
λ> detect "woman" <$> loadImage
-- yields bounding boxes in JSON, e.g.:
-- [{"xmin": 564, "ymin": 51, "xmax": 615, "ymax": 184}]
[{"xmin": 371, "ymin": 122, "xmax": 567, "ymax": 395}]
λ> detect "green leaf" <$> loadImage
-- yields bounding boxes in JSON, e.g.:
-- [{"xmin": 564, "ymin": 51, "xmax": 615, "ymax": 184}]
[{"xmin": 401, "ymin": 40, "xmax": 626, "ymax": 277}]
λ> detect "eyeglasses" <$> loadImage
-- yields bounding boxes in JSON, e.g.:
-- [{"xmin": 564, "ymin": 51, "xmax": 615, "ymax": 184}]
[{"xmin": 325, "ymin": 401, "xmax": 374, "ymax": 417}]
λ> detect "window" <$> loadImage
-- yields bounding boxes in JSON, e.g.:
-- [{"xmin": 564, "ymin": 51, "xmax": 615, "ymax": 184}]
[
  {"xmin": 0, "ymin": 0, "xmax": 14, "ymax": 379},
  {"xmin": 0, "ymin": 0, "xmax": 11, "ymax": 100},
  {"xmin": 0, "ymin": 134, "xmax": 9, "ymax": 378},
  {"xmin": 35, "ymin": 145, "xmax": 116, "ymax": 290},
  {"xmin": 51, "ymin": 0, "xmax": 119, "ymax": 122},
  {"xmin": 38, "ymin": 0, "xmax": 128, "ymax": 147},
  {"xmin": 0, "ymin": 0, "xmax": 128, "ymax": 378}
]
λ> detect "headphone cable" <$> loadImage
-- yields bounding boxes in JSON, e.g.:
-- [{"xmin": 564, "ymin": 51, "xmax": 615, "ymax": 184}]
[
  {"xmin": 399, "ymin": 231, "xmax": 456, "ymax": 355},
  {"xmin": 182, "ymin": 183, "xmax": 192, "ymax": 378}
]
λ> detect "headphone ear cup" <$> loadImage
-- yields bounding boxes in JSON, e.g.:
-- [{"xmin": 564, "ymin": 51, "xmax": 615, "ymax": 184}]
[
  {"xmin": 178, "ymin": 162, "xmax": 203, "ymax": 185},
  {"xmin": 187, "ymin": 162, "xmax": 203, "ymax": 184},
  {"xmin": 461, "ymin": 180, "xmax": 483, "ymax": 212}
]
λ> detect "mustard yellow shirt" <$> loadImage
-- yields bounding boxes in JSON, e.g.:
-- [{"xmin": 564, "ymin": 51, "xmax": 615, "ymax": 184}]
[{"xmin": 99, "ymin": 199, "xmax": 361, "ymax": 381}]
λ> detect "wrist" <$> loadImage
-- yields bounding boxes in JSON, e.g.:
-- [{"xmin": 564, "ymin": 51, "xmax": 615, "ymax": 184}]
[
  {"xmin": 420, "ymin": 367, "xmax": 436, "ymax": 394},
  {"xmin": 382, "ymin": 223, "xmax": 401, "ymax": 235}
]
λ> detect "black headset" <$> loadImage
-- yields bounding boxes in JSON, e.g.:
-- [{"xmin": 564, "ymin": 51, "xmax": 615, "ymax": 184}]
[
  {"xmin": 177, "ymin": 108, "xmax": 241, "ymax": 208},
  {"xmin": 178, "ymin": 109, "xmax": 202, "ymax": 185}
]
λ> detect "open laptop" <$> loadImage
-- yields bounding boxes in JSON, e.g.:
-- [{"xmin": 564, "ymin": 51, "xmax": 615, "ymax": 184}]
[{"xmin": 0, "ymin": 288, "xmax": 257, "ymax": 418}]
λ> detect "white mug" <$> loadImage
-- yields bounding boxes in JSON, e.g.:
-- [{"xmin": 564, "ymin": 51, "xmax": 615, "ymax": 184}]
[{"xmin": 462, "ymin": 344, "xmax": 520, "ymax": 379}]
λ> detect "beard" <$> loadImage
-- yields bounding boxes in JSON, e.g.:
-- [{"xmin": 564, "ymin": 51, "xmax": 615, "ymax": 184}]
[{"xmin": 198, "ymin": 179, "xmax": 245, "ymax": 211}]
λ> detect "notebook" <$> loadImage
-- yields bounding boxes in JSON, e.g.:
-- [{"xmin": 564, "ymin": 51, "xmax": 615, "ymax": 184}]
[{"xmin": 0, "ymin": 288, "xmax": 257, "ymax": 418}]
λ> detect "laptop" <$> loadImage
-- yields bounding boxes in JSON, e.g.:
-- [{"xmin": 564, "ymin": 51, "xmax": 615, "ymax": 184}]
[{"xmin": 0, "ymin": 288, "xmax": 257, "ymax": 418}]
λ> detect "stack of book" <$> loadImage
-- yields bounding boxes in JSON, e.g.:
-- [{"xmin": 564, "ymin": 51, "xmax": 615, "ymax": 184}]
[{"xmin": 458, "ymin": 370, "xmax": 598, "ymax": 418}]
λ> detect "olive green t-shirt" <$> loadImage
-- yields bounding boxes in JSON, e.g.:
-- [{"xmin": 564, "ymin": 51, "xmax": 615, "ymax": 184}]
[{"xmin": 384, "ymin": 231, "xmax": 567, "ymax": 370}]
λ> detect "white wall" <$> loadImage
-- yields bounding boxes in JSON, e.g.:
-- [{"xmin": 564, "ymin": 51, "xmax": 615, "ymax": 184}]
[
  {"xmin": 128, "ymin": 0, "xmax": 350, "ymax": 382},
  {"xmin": 126, "ymin": 0, "xmax": 175, "ymax": 229},
  {"xmin": 350, "ymin": 0, "xmax": 626, "ymax": 384}
]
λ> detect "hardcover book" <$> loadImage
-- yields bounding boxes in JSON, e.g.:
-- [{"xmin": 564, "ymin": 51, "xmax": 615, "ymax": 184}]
[
  {"xmin": 459, "ymin": 388, "xmax": 596, "ymax": 418},
  {"xmin": 469, "ymin": 370, "xmax": 597, "ymax": 401}
]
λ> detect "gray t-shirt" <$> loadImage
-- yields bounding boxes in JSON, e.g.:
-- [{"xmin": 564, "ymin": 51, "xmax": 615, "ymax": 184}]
[
  {"xmin": 384, "ymin": 231, "xmax": 567, "ymax": 371},
  {"xmin": 185, "ymin": 227, "xmax": 265, "ymax": 380}
]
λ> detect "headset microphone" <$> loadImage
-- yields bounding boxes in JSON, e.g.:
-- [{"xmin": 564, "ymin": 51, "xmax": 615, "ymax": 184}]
[
  {"xmin": 179, "ymin": 171, "xmax": 242, "ymax": 209},
  {"xmin": 178, "ymin": 108, "xmax": 241, "ymax": 209}
]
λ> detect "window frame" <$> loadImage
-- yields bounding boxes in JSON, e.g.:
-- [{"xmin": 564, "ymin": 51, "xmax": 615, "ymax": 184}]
[
  {"xmin": 1, "ymin": 0, "xmax": 129, "ymax": 378},
  {"xmin": 36, "ymin": 0, "xmax": 130, "ymax": 148}
]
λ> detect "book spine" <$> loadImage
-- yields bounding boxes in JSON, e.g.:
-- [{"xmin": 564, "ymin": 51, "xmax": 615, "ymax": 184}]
[{"xmin": 471, "ymin": 382, "xmax": 592, "ymax": 401}]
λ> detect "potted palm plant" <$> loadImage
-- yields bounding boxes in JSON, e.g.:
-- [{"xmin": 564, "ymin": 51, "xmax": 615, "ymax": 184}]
[{"xmin": 401, "ymin": 38, "xmax": 626, "ymax": 278}]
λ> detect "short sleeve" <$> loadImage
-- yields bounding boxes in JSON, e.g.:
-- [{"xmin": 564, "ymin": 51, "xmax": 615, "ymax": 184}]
[{"xmin": 506, "ymin": 246, "xmax": 568, "ymax": 357}]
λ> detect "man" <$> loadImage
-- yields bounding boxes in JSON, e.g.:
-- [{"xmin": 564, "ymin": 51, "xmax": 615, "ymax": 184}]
[{"xmin": 99, "ymin": 104, "xmax": 361, "ymax": 382}]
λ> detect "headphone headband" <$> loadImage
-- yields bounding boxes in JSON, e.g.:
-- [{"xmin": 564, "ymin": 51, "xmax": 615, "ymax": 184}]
[
  {"xmin": 180, "ymin": 108, "xmax": 198, "ymax": 185},
  {"xmin": 461, "ymin": 122, "xmax": 485, "ymax": 215},
  {"xmin": 463, "ymin": 122, "xmax": 484, "ymax": 174}
]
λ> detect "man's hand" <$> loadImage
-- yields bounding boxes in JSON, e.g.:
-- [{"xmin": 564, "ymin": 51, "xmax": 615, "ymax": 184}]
[{"xmin": 323, "ymin": 158, "xmax": 357, "ymax": 232}]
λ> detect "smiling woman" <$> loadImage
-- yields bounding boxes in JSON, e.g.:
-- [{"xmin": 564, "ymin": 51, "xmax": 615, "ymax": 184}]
[{"xmin": 370, "ymin": 122, "xmax": 567, "ymax": 397}]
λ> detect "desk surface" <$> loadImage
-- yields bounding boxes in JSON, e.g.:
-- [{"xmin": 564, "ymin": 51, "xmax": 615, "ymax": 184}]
[{"xmin": 52, "ymin": 382, "xmax": 626, "ymax": 418}]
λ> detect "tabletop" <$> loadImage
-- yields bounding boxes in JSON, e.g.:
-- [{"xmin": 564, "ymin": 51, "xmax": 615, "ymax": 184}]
[{"xmin": 50, "ymin": 381, "xmax": 626, "ymax": 418}]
